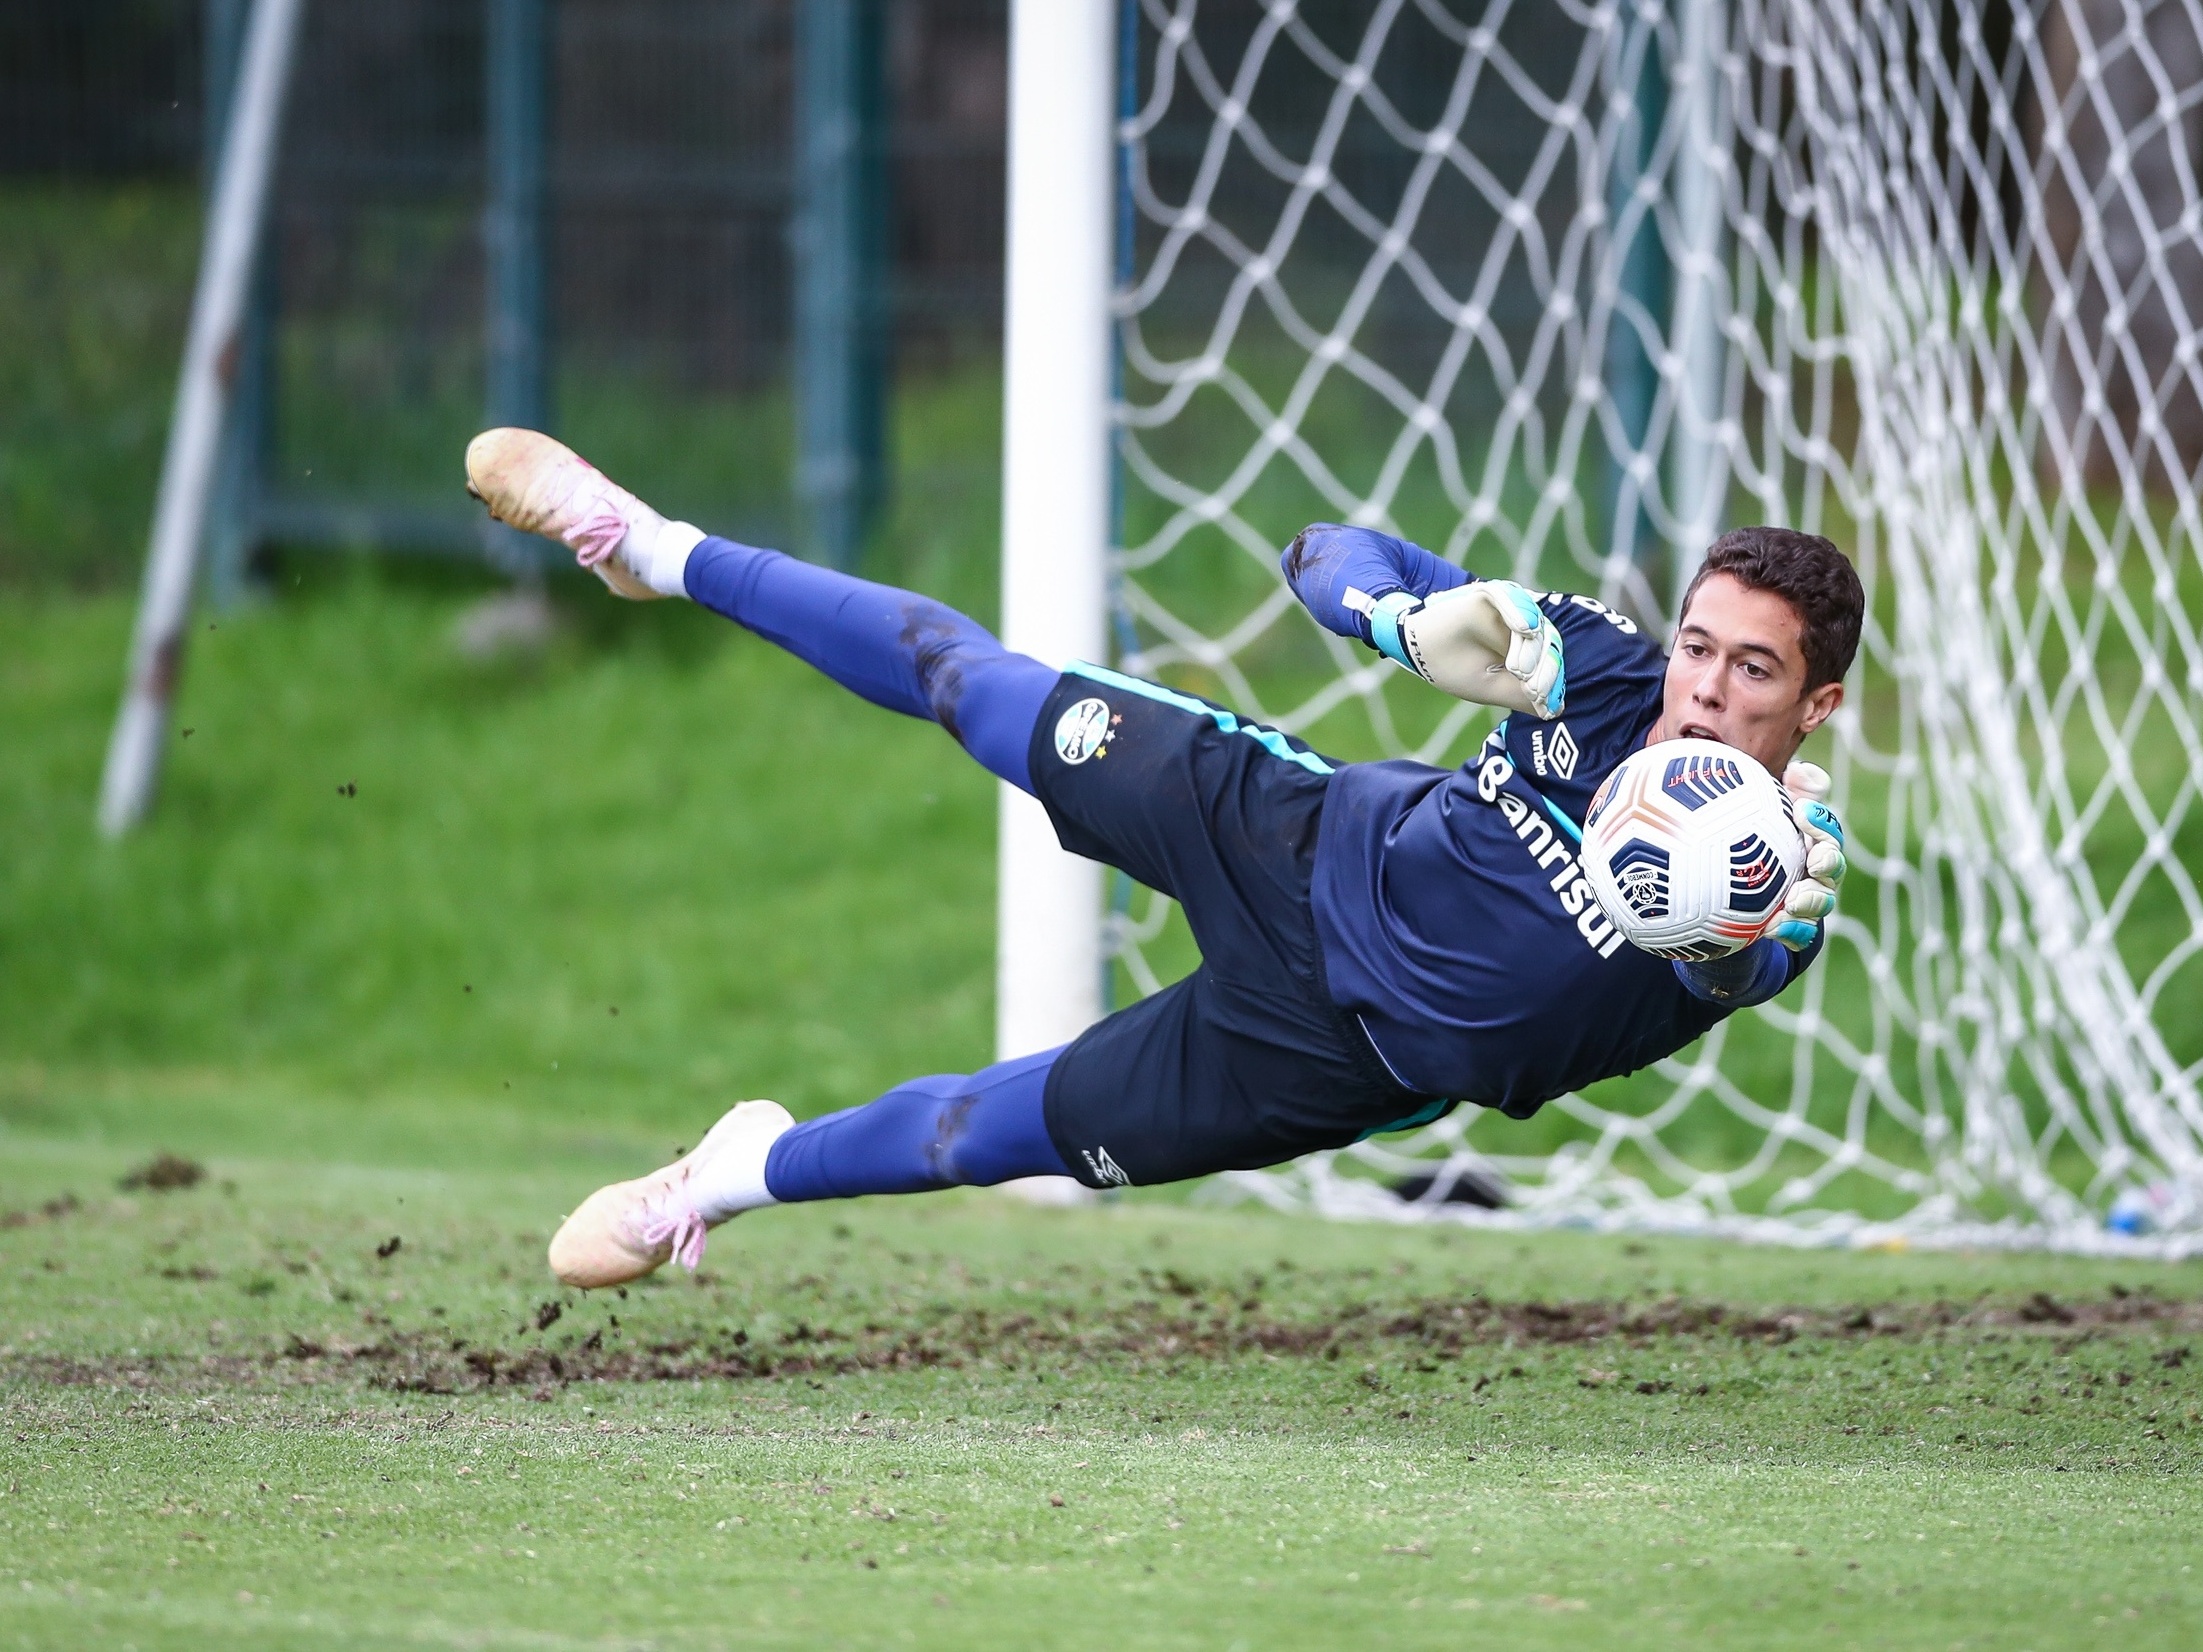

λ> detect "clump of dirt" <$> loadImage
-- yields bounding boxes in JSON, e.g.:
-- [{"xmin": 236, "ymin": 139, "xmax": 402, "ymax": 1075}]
[
  {"xmin": 12, "ymin": 1288, "xmax": 2197, "ymax": 1398},
  {"xmin": 119, "ymin": 1155, "xmax": 206, "ymax": 1193},
  {"xmin": 0, "ymin": 1193, "xmax": 80, "ymax": 1230}
]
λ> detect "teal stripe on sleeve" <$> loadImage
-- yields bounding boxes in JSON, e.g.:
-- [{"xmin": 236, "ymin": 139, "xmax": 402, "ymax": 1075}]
[{"xmin": 1065, "ymin": 661, "xmax": 1334, "ymax": 776}]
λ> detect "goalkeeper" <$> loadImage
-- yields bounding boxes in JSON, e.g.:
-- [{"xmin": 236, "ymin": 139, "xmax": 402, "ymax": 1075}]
[{"xmin": 463, "ymin": 430, "xmax": 1860, "ymax": 1288}]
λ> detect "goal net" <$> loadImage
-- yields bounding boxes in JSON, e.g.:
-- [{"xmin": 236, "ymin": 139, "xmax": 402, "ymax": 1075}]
[{"xmin": 1108, "ymin": 0, "xmax": 2203, "ymax": 1253}]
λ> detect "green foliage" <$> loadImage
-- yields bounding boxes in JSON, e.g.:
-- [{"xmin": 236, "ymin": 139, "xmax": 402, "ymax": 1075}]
[{"xmin": 0, "ymin": 181, "xmax": 198, "ymax": 588}]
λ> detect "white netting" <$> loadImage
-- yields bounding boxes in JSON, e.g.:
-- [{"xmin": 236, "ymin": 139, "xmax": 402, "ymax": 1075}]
[{"xmin": 1109, "ymin": 0, "xmax": 2203, "ymax": 1253}]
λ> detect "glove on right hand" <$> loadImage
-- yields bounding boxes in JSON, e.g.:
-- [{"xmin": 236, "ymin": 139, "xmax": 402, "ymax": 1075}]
[{"xmin": 1368, "ymin": 580, "xmax": 1566, "ymax": 719}]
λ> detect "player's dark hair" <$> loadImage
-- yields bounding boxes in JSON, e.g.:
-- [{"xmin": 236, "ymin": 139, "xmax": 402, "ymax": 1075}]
[{"xmin": 1680, "ymin": 526, "xmax": 1864, "ymax": 691}]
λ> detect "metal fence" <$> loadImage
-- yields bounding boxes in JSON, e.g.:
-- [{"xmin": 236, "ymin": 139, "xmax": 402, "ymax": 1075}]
[{"xmin": 5, "ymin": 0, "xmax": 1007, "ymax": 581}]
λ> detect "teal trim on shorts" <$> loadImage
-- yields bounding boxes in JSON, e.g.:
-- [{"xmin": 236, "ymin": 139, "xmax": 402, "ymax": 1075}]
[
  {"xmin": 1356, "ymin": 1094, "xmax": 1455, "ymax": 1141},
  {"xmin": 1065, "ymin": 661, "xmax": 1335, "ymax": 776}
]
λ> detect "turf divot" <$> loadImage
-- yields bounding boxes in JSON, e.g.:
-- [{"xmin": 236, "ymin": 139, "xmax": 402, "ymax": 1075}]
[{"xmin": 14, "ymin": 1287, "xmax": 2200, "ymax": 1403}]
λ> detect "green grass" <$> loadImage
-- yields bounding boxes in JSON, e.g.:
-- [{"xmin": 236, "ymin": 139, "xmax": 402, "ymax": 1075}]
[
  {"xmin": 0, "ymin": 570, "xmax": 999, "ymax": 1137},
  {"xmin": 0, "ymin": 181, "xmax": 197, "ymax": 588},
  {"xmin": 4, "ymin": 1131, "xmax": 2203, "ymax": 1651}
]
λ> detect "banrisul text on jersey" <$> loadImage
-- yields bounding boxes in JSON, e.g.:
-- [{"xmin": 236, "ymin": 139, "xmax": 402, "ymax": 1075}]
[{"xmin": 1468, "ymin": 723, "xmax": 1627, "ymax": 960}]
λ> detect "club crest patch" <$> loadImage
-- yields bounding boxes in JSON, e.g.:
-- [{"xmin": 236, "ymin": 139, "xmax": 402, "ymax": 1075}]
[{"xmin": 1053, "ymin": 697, "xmax": 1114, "ymax": 765}]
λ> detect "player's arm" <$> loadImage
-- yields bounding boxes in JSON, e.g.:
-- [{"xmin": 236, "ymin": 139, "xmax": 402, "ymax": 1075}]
[
  {"xmin": 1673, "ymin": 936, "xmax": 1800, "ymax": 1007},
  {"xmin": 1279, "ymin": 524, "xmax": 1566, "ymax": 720},
  {"xmin": 1674, "ymin": 765, "xmax": 1847, "ymax": 1008}
]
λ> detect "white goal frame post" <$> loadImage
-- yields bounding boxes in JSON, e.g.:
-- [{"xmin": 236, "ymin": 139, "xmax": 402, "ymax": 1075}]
[
  {"xmin": 999, "ymin": 0, "xmax": 2203, "ymax": 1254},
  {"xmin": 996, "ymin": 0, "xmax": 1117, "ymax": 1062}
]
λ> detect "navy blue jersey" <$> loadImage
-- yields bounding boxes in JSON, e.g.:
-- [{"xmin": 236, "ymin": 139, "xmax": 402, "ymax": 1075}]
[{"xmin": 1286, "ymin": 526, "xmax": 1816, "ymax": 1113}]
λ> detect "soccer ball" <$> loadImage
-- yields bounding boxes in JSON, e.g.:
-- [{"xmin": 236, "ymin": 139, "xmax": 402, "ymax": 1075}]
[{"xmin": 1580, "ymin": 738, "xmax": 1805, "ymax": 961}]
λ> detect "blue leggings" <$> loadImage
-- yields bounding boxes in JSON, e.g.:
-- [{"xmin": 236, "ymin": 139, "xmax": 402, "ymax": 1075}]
[
  {"xmin": 681, "ymin": 538, "xmax": 1077, "ymax": 1197},
  {"xmin": 685, "ymin": 537, "xmax": 1058, "ymax": 793}
]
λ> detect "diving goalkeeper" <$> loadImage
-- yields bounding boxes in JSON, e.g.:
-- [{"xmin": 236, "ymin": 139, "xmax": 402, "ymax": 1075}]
[{"xmin": 462, "ymin": 430, "xmax": 1861, "ymax": 1289}]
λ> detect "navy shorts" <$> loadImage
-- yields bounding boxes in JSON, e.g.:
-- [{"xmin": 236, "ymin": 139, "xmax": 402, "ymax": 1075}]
[{"xmin": 1028, "ymin": 664, "xmax": 1446, "ymax": 1188}]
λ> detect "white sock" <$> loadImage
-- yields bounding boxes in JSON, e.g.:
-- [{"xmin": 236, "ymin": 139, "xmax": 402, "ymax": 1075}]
[
  {"xmin": 623, "ymin": 518, "xmax": 705, "ymax": 599},
  {"xmin": 686, "ymin": 1103, "xmax": 792, "ymax": 1222}
]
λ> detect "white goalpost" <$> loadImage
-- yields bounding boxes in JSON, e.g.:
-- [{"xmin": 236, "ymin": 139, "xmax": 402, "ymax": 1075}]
[
  {"xmin": 996, "ymin": 0, "xmax": 1116, "ymax": 1069},
  {"xmin": 1003, "ymin": 0, "xmax": 2203, "ymax": 1254},
  {"xmin": 995, "ymin": 0, "xmax": 1115, "ymax": 1065},
  {"xmin": 992, "ymin": 0, "xmax": 1117, "ymax": 1201}
]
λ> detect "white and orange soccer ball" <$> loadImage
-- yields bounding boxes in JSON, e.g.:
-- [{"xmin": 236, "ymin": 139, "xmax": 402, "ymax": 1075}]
[{"xmin": 1580, "ymin": 738, "xmax": 1806, "ymax": 961}]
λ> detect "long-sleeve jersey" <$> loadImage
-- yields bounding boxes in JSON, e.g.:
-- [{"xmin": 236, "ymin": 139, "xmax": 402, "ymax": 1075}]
[{"xmin": 1283, "ymin": 524, "xmax": 1818, "ymax": 1114}]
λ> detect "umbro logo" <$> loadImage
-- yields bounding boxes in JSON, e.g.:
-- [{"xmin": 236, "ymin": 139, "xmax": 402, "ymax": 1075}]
[
  {"xmin": 1530, "ymin": 721, "xmax": 1578, "ymax": 779},
  {"xmin": 1080, "ymin": 1146, "xmax": 1132, "ymax": 1188}
]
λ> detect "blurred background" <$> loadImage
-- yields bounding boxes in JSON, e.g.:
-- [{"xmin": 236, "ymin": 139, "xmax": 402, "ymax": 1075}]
[
  {"xmin": 0, "ymin": 0, "xmax": 1025, "ymax": 1166},
  {"xmin": 1, "ymin": 0, "xmax": 1011, "ymax": 590}
]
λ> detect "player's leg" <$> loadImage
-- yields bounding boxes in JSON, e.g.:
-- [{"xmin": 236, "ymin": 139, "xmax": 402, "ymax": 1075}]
[
  {"xmin": 681, "ymin": 536, "xmax": 1054, "ymax": 791},
  {"xmin": 545, "ymin": 959, "xmax": 1441, "ymax": 1289},
  {"xmin": 761, "ymin": 1048, "xmax": 1066, "ymax": 1200},
  {"xmin": 465, "ymin": 427, "xmax": 1056, "ymax": 791},
  {"xmin": 547, "ymin": 1049, "xmax": 1071, "ymax": 1288}
]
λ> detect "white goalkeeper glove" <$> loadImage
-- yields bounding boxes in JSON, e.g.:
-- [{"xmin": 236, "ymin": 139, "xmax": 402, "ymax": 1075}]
[
  {"xmin": 1771, "ymin": 761, "xmax": 1847, "ymax": 952},
  {"xmin": 1365, "ymin": 580, "xmax": 1566, "ymax": 720}
]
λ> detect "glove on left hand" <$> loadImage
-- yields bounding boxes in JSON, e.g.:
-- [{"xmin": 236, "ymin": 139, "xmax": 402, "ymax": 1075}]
[{"xmin": 1772, "ymin": 761, "xmax": 1846, "ymax": 952}]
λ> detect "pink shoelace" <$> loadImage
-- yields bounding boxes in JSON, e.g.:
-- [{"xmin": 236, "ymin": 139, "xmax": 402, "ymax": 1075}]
[
  {"xmin": 637, "ymin": 1191, "xmax": 709, "ymax": 1271},
  {"xmin": 541, "ymin": 460, "xmax": 630, "ymax": 571},
  {"xmin": 565, "ymin": 504, "xmax": 630, "ymax": 570}
]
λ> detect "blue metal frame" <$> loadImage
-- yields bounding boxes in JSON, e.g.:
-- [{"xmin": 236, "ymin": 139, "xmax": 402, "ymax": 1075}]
[
  {"xmin": 484, "ymin": 0, "xmax": 553, "ymax": 572},
  {"xmin": 793, "ymin": 0, "xmax": 889, "ymax": 572}
]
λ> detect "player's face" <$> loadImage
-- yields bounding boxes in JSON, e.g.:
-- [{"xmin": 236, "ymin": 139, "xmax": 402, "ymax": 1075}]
[{"xmin": 1655, "ymin": 572, "xmax": 1843, "ymax": 775}]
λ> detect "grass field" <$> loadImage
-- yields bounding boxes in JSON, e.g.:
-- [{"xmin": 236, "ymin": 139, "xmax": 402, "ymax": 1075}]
[{"xmin": 6, "ymin": 1128, "xmax": 2203, "ymax": 1651}]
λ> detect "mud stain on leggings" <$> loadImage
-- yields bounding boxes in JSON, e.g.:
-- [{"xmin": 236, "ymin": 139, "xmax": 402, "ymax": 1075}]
[
  {"xmin": 899, "ymin": 600, "xmax": 970, "ymax": 743},
  {"xmin": 923, "ymin": 1093, "xmax": 981, "ymax": 1186}
]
